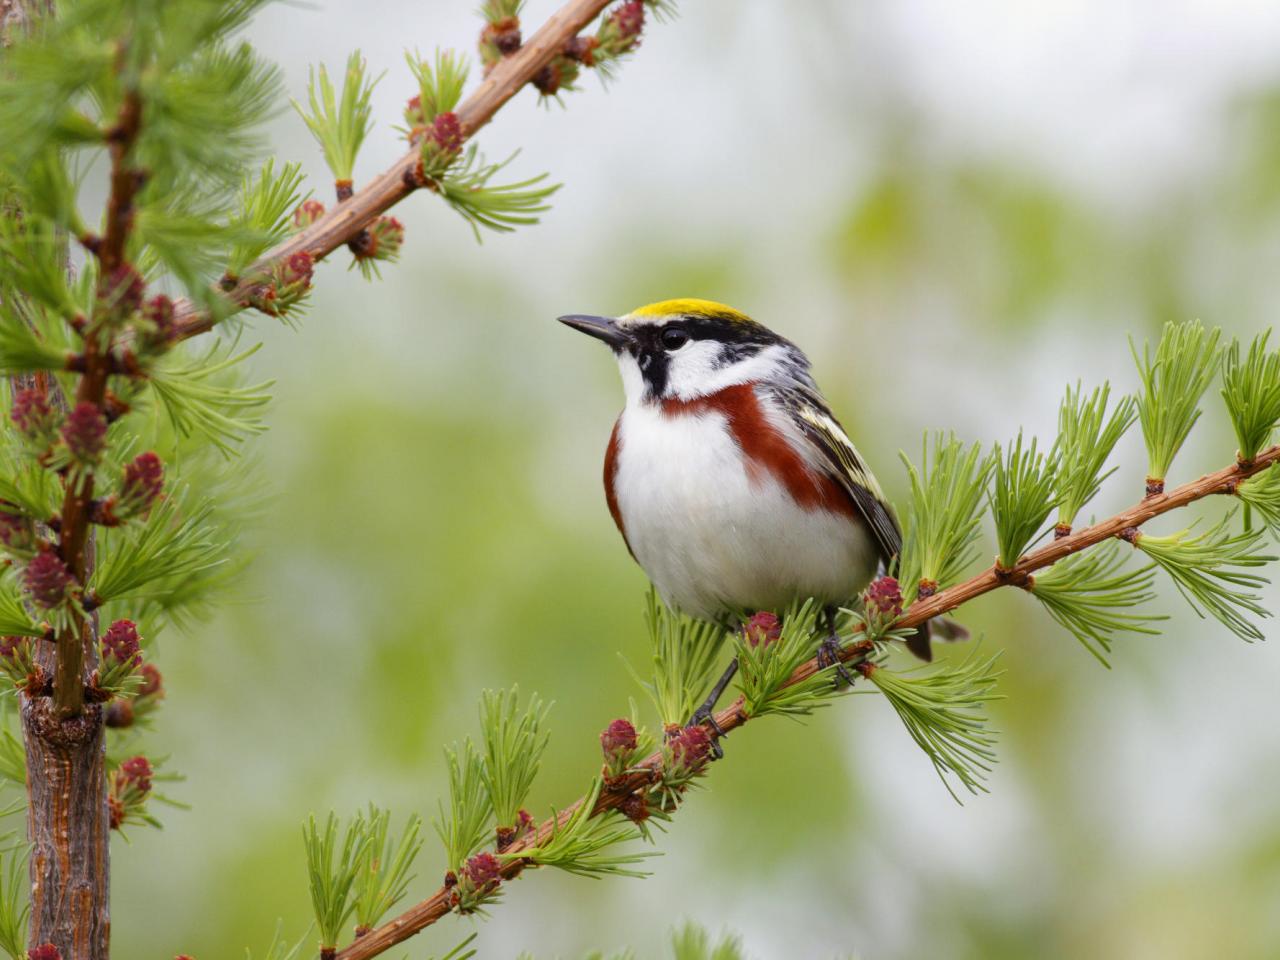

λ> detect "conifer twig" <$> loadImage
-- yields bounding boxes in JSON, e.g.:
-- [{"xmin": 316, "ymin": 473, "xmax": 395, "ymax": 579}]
[
  {"xmin": 167, "ymin": 0, "xmax": 619, "ymax": 342},
  {"xmin": 336, "ymin": 442, "xmax": 1280, "ymax": 959}
]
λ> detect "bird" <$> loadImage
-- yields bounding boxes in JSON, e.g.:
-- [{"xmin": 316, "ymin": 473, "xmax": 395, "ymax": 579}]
[{"xmin": 559, "ymin": 299, "xmax": 953, "ymax": 737}]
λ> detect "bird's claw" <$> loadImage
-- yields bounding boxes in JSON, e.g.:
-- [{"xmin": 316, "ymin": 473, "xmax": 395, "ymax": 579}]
[
  {"xmin": 817, "ymin": 635, "xmax": 856, "ymax": 688},
  {"xmin": 687, "ymin": 704, "xmax": 726, "ymax": 760}
]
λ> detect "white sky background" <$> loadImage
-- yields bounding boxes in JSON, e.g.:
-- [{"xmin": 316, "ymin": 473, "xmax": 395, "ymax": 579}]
[{"xmin": 223, "ymin": 2, "xmax": 1280, "ymax": 957}]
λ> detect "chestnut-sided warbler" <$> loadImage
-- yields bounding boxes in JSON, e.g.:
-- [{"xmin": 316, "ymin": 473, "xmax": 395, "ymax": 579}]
[{"xmin": 560, "ymin": 300, "xmax": 948, "ymax": 727}]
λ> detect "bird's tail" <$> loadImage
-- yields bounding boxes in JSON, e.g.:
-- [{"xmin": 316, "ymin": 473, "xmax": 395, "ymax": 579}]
[{"xmin": 904, "ymin": 617, "xmax": 970, "ymax": 662}]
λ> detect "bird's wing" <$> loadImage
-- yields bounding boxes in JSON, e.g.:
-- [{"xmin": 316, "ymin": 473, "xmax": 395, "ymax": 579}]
[
  {"xmin": 772, "ymin": 385, "xmax": 946, "ymax": 661},
  {"xmin": 780, "ymin": 387, "xmax": 903, "ymax": 566}
]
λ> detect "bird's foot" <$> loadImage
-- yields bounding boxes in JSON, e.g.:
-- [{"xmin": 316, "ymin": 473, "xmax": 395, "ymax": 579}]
[
  {"xmin": 687, "ymin": 703, "xmax": 726, "ymax": 760},
  {"xmin": 685, "ymin": 657, "xmax": 738, "ymax": 761},
  {"xmin": 817, "ymin": 634, "xmax": 857, "ymax": 688}
]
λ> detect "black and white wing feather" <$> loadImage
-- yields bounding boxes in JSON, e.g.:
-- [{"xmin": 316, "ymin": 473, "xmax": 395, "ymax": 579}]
[
  {"xmin": 769, "ymin": 383, "xmax": 955, "ymax": 662},
  {"xmin": 782, "ymin": 387, "xmax": 903, "ymax": 567}
]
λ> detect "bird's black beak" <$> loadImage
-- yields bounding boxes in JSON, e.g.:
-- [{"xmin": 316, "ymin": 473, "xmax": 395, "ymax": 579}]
[{"xmin": 557, "ymin": 314, "xmax": 633, "ymax": 351}]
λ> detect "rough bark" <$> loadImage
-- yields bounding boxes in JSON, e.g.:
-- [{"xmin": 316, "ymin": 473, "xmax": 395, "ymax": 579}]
[
  {"xmin": 22, "ymin": 697, "xmax": 109, "ymax": 959},
  {"xmin": 20, "ymin": 543, "xmax": 106, "ymax": 960}
]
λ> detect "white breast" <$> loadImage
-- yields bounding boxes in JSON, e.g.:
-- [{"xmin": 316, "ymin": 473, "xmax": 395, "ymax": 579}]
[{"xmin": 612, "ymin": 400, "xmax": 879, "ymax": 622}]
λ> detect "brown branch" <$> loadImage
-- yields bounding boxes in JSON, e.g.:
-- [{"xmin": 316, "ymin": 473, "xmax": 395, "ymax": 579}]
[
  {"xmin": 167, "ymin": 0, "xmax": 617, "ymax": 343},
  {"xmin": 53, "ymin": 86, "xmax": 142, "ymax": 717},
  {"xmin": 337, "ymin": 442, "xmax": 1280, "ymax": 960},
  {"xmin": 895, "ymin": 446, "xmax": 1280, "ymax": 630},
  {"xmin": 98, "ymin": 88, "xmax": 143, "ymax": 277}
]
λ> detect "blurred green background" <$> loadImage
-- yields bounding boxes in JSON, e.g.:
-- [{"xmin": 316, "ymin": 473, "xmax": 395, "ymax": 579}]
[{"xmin": 109, "ymin": 2, "xmax": 1280, "ymax": 957}]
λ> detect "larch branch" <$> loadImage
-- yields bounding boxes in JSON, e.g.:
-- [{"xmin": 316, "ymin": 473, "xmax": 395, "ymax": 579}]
[
  {"xmin": 168, "ymin": 0, "xmax": 617, "ymax": 343},
  {"xmin": 336, "ymin": 442, "xmax": 1280, "ymax": 960}
]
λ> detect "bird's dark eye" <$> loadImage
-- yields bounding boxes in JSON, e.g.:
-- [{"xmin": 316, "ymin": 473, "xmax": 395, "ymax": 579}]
[{"xmin": 660, "ymin": 327, "xmax": 690, "ymax": 350}]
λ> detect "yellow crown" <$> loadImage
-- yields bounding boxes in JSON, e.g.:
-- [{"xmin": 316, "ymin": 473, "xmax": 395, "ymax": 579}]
[{"xmin": 627, "ymin": 298, "xmax": 751, "ymax": 323}]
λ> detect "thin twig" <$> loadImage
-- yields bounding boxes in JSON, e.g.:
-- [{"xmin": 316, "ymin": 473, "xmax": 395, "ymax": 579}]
[
  {"xmin": 336, "ymin": 442, "xmax": 1280, "ymax": 960},
  {"xmin": 168, "ymin": 0, "xmax": 616, "ymax": 342}
]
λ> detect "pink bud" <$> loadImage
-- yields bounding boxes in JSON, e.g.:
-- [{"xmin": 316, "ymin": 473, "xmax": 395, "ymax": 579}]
[
  {"xmin": 600, "ymin": 718, "xmax": 638, "ymax": 761},
  {"xmin": 366, "ymin": 217, "xmax": 405, "ymax": 261},
  {"xmin": 864, "ymin": 576, "xmax": 904, "ymax": 618},
  {"xmin": 463, "ymin": 851, "xmax": 502, "ymax": 890},
  {"xmin": 61, "ymin": 402, "xmax": 107, "ymax": 466},
  {"xmin": 253, "ymin": 252, "xmax": 315, "ymax": 317},
  {"xmin": 404, "ymin": 94, "xmax": 426, "ymax": 128},
  {"xmin": 118, "ymin": 755, "xmax": 153, "ymax": 793},
  {"xmin": 11, "ymin": 386, "xmax": 60, "ymax": 445},
  {"xmin": 0, "ymin": 636, "xmax": 27, "ymax": 661},
  {"xmin": 140, "ymin": 294, "xmax": 176, "ymax": 346},
  {"xmin": 609, "ymin": 0, "xmax": 645, "ymax": 42},
  {"xmin": 101, "ymin": 619, "xmax": 142, "ymax": 667},
  {"xmin": 28, "ymin": 945, "xmax": 62, "ymax": 960},
  {"xmin": 620, "ymin": 792, "xmax": 649, "ymax": 823},
  {"xmin": 670, "ymin": 725, "xmax": 711, "ymax": 769},
  {"xmin": 0, "ymin": 507, "xmax": 34, "ymax": 554},
  {"xmin": 139, "ymin": 662, "xmax": 163, "ymax": 698},
  {"xmin": 427, "ymin": 112, "xmax": 462, "ymax": 157},
  {"xmin": 292, "ymin": 199, "xmax": 326, "ymax": 229},
  {"xmin": 743, "ymin": 611, "xmax": 781, "ymax": 647},
  {"xmin": 24, "ymin": 550, "xmax": 71, "ymax": 609},
  {"xmin": 119, "ymin": 451, "xmax": 164, "ymax": 516},
  {"xmin": 282, "ymin": 252, "xmax": 314, "ymax": 287}
]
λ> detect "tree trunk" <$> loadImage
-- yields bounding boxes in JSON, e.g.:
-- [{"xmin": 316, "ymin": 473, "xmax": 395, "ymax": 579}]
[{"xmin": 22, "ymin": 695, "xmax": 109, "ymax": 959}]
